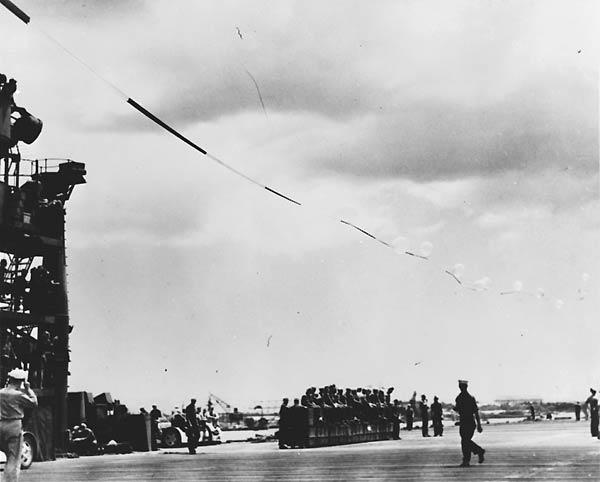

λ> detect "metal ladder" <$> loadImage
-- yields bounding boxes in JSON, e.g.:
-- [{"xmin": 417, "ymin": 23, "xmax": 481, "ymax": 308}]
[{"xmin": 1, "ymin": 255, "xmax": 34, "ymax": 311}]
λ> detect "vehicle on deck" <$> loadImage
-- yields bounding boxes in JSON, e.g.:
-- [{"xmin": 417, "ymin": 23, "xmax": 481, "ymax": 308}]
[
  {"xmin": 158, "ymin": 416, "xmax": 221, "ymax": 448},
  {"xmin": 0, "ymin": 430, "xmax": 37, "ymax": 470}
]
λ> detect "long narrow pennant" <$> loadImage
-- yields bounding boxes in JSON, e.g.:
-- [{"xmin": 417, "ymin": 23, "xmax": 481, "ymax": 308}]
[{"xmin": 0, "ymin": 0, "xmax": 582, "ymax": 308}]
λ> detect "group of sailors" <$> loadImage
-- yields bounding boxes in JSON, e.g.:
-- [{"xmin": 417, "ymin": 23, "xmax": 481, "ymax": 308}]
[
  {"xmin": 176, "ymin": 398, "xmax": 221, "ymax": 454},
  {"xmin": 1, "ymin": 74, "xmax": 43, "ymax": 157},
  {"xmin": 0, "ymin": 260, "xmax": 61, "ymax": 314},
  {"xmin": 139, "ymin": 405, "xmax": 163, "ymax": 450},
  {"xmin": 1, "ymin": 328, "xmax": 62, "ymax": 389},
  {"xmin": 68, "ymin": 423, "xmax": 98, "ymax": 456},
  {"xmin": 277, "ymin": 384, "xmax": 449, "ymax": 449}
]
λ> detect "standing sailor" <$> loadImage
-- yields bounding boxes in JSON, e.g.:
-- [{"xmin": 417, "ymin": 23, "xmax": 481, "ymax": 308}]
[
  {"xmin": 431, "ymin": 396, "xmax": 444, "ymax": 436},
  {"xmin": 405, "ymin": 404, "xmax": 414, "ymax": 431},
  {"xmin": 185, "ymin": 398, "xmax": 199, "ymax": 454},
  {"xmin": 454, "ymin": 379, "xmax": 485, "ymax": 467},
  {"xmin": 584, "ymin": 388, "xmax": 598, "ymax": 437},
  {"xmin": 0, "ymin": 368, "xmax": 38, "ymax": 482},
  {"xmin": 419, "ymin": 394, "xmax": 430, "ymax": 437}
]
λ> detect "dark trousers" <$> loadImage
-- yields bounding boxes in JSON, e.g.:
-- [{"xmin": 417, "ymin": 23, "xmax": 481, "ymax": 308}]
[
  {"xmin": 278, "ymin": 424, "xmax": 290, "ymax": 448},
  {"xmin": 421, "ymin": 416, "xmax": 429, "ymax": 436},
  {"xmin": 187, "ymin": 426, "xmax": 199, "ymax": 454},
  {"xmin": 590, "ymin": 411, "xmax": 599, "ymax": 437},
  {"xmin": 459, "ymin": 423, "xmax": 483, "ymax": 464},
  {"xmin": 151, "ymin": 423, "xmax": 158, "ymax": 450},
  {"xmin": 432, "ymin": 417, "xmax": 443, "ymax": 436}
]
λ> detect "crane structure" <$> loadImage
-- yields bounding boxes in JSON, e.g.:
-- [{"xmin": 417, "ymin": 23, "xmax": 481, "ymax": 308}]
[{"xmin": 208, "ymin": 392, "xmax": 232, "ymax": 412}]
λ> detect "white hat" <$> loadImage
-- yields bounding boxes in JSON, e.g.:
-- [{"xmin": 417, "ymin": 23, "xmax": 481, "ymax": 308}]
[{"xmin": 7, "ymin": 368, "xmax": 27, "ymax": 380}]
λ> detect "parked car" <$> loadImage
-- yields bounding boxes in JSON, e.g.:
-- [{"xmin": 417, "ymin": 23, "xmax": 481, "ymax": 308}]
[{"xmin": 0, "ymin": 430, "xmax": 37, "ymax": 470}]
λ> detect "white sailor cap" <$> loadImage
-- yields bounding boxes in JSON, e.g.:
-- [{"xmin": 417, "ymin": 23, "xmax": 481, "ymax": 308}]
[{"xmin": 7, "ymin": 368, "xmax": 27, "ymax": 380}]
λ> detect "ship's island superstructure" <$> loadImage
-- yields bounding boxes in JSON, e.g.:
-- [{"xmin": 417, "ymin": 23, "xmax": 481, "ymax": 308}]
[{"xmin": 0, "ymin": 74, "xmax": 86, "ymax": 461}]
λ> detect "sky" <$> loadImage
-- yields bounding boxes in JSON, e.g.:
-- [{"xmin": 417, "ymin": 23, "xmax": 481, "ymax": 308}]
[{"xmin": 1, "ymin": 0, "xmax": 598, "ymax": 412}]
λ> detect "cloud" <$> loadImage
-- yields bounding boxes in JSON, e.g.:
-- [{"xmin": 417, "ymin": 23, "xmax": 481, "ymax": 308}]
[
  {"xmin": 476, "ymin": 212, "xmax": 510, "ymax": 229},
  {"xmin": 32, "ymin": 0, "xmax": 594, "ymax": 192},
  {"xmin": 476, "ymin": 206, "xmax": 552, "ymax": 230},
  {"xmin": 5, "ymin": 0, "xmax": 600, "ymax": 413},
  {"xmin": 23, "ymin": 0, "xmax": 147, "ymax": 19},
  {"xmin": 309, "ymin": 77, "xmax": 596, "ymax": 181},
  {"xmin": 412, "ymin": 220, "xmax": 446, "ymax": 238},
  {"xmin": 78, "ymin": 0, "xmax": 597, "ymax": 129},
  {"xmin": 474, "ymin": 169, "xmax": 598, "ymax": 214},
  {"xmin": 400, "ymin": 178, "xmax": 479, "ymax": 209}
]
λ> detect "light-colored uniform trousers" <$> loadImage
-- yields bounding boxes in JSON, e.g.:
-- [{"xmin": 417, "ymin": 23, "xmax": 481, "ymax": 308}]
[{"xmin": 0, "ymin": 419, "xmax": 23, "ymax": 482}]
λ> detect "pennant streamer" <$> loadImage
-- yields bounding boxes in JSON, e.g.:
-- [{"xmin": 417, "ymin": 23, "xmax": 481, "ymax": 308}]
[
  {"xmin": 0, "ymin": 0, "xmax": 586, "ymax": 310},
  {"xmin": 0, "ymin": 0, "xmax": 28, "ymax": 24}
]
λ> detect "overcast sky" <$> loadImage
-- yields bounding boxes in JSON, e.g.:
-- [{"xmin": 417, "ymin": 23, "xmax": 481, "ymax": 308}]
[{"xmin": 1, "ymin": 0, "xmax": 598, "ymax": 411}]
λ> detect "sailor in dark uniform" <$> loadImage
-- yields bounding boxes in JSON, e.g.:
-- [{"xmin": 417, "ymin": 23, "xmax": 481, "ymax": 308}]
[
  {"xmin": 405, "ymin": 404, "xmax": 413, "ymax": 431},
  {"xmin": 585, "ymin": 388, "xmax": 599, "ymax": 437},
  {"xmin": 431, "ymin": 396, "xmax": 443, "ymax": 436},
  {"xmin": 185, "ymin": 398, "xmax": 199, "ymax": 454},
  {"xmin": 278, "ymin": 398, "xmax": 290, "ymax": 449},
  {"xmin": 454, "ymin": 379, "xmax": 485, "ymax": 467},
  {"xmin": 419, "ymin": 394, "xmax": 430, "ymax": 437}
]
